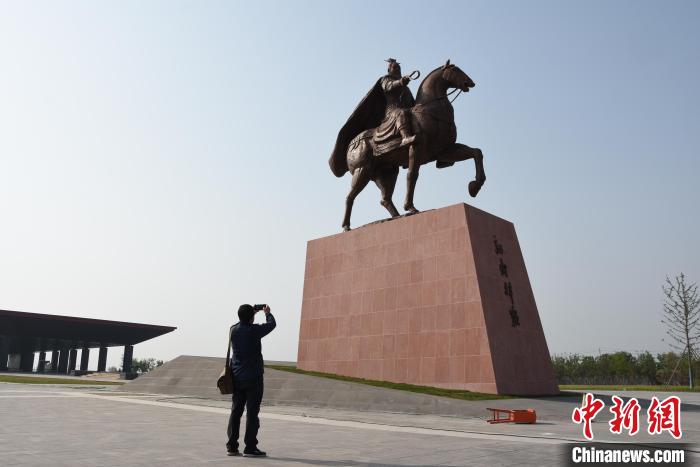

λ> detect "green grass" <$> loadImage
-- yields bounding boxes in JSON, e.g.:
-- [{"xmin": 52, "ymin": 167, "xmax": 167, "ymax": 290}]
[
  {"xmin": 0, "ymin": 375, "xmax": 124, "ymax": 385},
  {"xmin": 560, "ymin": 384, "xmax": 700, "ymax": 393},
  {"xmin": 265, "ymin": 364, "xmax": 513, "ymax": 401}
]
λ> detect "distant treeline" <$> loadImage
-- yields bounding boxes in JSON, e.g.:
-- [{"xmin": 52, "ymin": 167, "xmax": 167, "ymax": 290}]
[{"xmin": 552, "ymin": 351, "xmax": 698, "ymax": 386}]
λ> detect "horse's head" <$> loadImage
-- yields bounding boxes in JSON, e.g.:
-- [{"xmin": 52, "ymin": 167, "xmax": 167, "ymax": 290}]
[{"xmin": 442, "ymin": 59, "xmax": 475, "ymax": 92}]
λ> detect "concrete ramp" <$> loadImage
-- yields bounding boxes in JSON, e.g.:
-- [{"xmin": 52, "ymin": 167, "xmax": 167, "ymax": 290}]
[{"xmin": 119, "ymin": 355, "xmax": 496, "ymax": 417}]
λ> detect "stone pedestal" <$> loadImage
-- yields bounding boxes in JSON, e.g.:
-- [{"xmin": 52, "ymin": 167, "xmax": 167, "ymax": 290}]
[{"xmin": 297, "ymin": 203, "xmax": 558, "ymax": 395}]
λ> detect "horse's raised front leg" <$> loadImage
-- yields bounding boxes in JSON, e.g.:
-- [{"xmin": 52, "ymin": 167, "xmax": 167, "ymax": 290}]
[
  {"xmin": 436, "ymin": 143, "xmax": 486, "ymax": 197},
  {"xmin": 403, "ymin": 145, "xmax": 420, "ymax": 214},
  {"xmin": 342, "ymin": 166, "xmax": 371, "ymax": 231}
]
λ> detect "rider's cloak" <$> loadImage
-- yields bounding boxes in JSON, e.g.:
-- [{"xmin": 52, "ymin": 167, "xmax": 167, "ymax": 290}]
[
  {"xmin": 328, "ymin": 75, "xmax": 415, "ymax": 177},
  {"xmin": 328, "ymin": 78, "xmax": 387, "ymax": 178}
]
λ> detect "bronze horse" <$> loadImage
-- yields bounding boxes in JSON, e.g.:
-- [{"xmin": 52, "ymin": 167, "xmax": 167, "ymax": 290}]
[{"xmin": 329, "ymin": 60, "xmax": 486, "ymax": 231}]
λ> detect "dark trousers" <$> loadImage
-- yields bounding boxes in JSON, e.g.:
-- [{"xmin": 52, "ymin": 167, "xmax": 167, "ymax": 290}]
[{"xmin": 226, "ymin": 377, "xmax": 264, "ymax": 450}]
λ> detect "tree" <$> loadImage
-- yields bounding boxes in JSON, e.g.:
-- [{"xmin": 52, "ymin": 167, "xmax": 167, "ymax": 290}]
[
  {"xmin": 636, "ymin": 351, "xmax": 657, "ymax": 385},
  {"xmin": 661, "ymin": 273, "xmax": 700, "ymax": 388},
  {"xmin": 131, "ymin": 358, "xmax": 164, "ymax": 373}
]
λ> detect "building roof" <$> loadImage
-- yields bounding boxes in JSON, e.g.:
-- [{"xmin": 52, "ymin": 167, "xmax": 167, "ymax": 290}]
[{"xmin": 0, "ymin": 309, "xmax": 176, "ymax": 353}]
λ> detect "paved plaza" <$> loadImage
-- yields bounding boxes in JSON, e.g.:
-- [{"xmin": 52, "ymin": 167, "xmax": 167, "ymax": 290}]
[{"xmin": 1, "ymin": 382, "xmax": 699, "ymax": 466}]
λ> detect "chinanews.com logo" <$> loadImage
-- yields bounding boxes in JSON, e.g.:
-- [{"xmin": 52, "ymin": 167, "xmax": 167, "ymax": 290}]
[
  {"xmin": 566, "ymin": 443, "xmax": 688, "ymax": 465},
  {"xmin": 566, "ymin": 393, "xmax": 689, "ymax": 466}
]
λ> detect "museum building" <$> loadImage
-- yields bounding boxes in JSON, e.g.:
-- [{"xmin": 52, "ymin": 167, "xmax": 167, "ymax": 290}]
[{"xmin": 0, "ymin": 309, "xmax": 175, "ymax": 377}]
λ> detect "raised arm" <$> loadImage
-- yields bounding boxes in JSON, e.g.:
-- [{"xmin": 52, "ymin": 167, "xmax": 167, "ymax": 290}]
[
  {"xmin": 254, "ymin": 305, "xmax": 276, "ymax": 338},
  {"xmin": 381, "ymin": 75, "xmax": 410, "ymax": 92}
]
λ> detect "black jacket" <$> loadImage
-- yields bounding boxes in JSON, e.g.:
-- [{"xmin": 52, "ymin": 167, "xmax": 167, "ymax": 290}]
[{"xmin": 230, "ymin": 313, "xmax": 276, "ymax": 382}]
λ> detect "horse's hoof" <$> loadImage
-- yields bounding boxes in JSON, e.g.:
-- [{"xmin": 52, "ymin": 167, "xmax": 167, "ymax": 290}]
[
  {"xmin": 404, "ymin": 206, "xmax": 420, "ymax": 215},
  {"xmin": 468, "ymin": 180, "xmax": 483, "ymax": 198},
  {"xmin": 342, "ymin": 225, "xmax": 351, "ymax": 232}
]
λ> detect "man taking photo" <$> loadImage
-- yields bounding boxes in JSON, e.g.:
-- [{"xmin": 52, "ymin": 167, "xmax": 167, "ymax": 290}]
[{"xmin": 226, "ymin": 303, "xmax": 276, "ymax": 457}]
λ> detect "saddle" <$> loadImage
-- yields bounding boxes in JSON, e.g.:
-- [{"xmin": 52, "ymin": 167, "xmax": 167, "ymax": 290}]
[{"xmin": 351, "ymin": 128, "xmax": 403, "ymax": 158}]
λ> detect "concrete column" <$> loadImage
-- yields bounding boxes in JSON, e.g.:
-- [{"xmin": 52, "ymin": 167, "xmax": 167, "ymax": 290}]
[
  {"xmin": 50, "ymin": 350, "xmax": 59, "ymax": 373},
  {"xmin": 122, "ymin": 345, "xmax": 133, "ymax": 373},
  {"xmin": 67, "ymin": 349, "xmax": 77, "ymax": 372},
  {"xmin": 58, "ymin": 347, "xmax": 69, "ymax": 373},
  {"xmin": 37, "ymin": 351, "xmax": 46, "ymax": 372},
  {"xmin": 0, "ymin": 337, "xmax": 9, "ymax": 371},
  {"xmin": 97, "ymin": 347, "xmax": 108, "ymax": 372},
  {"xmin": 80, "ymin": 348, "xmax": 89, "ymax": 372},
  {"xmin": 7, "ymin": 354, "xmax": 21, "ymax": 370},
  {"xmin": 20, "ymin": 352, "xmax": 35, "ymax": 372}
]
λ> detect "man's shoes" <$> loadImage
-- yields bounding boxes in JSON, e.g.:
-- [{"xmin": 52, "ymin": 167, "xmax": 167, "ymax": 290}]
[
  {"xmin": 226, "ymin": 449, "xmax": 240, "ymax": 456},
  {"xmin": 243, "ymin": 448, "xmax": 267, "ymax": 457}
]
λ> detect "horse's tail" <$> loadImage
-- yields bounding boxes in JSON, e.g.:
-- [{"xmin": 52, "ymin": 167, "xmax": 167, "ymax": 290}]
[
  {"xmin": 329, "ymin": 138, "xmax": 349, "ymax": 177},
  {"xmin": 329, "ymin": 152, "xmax": 348, "ymax": 177}
]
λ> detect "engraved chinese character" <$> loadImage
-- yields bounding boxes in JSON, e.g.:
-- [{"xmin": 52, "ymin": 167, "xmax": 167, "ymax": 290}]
[
  {"xmin": 504, "ymin": 281, "xmax": 513, "ymax": 300},
  {"xmin": 509, "ymin": 307, "xmax": 520, "ymax": 327},
  {"xmin": 493, "ymin": 236, "xmax": 503, "ymax": 255},
  {"xmin": 499, "ymin": 258, "xmax": 508, "ymax": 277}
]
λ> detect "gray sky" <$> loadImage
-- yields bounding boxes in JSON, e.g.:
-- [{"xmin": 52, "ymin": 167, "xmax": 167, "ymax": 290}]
[{"xmin": 1, "ymin": 1, "xmax": 698, "ymax": 369}]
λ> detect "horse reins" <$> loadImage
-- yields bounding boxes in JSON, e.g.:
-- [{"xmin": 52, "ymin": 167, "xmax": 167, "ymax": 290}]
[
  {"xmin": 414, "ymin": 89, "xmax": 463, "ymax": 111},
  {"xmin": 447, "ymin": 88, "xmax": 463, "ymax": 104}
]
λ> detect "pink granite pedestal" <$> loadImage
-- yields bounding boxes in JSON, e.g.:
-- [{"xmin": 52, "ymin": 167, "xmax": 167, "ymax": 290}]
[{"xmin": 297, "ymin": 203, "xmax": 558, "ymax": 395}]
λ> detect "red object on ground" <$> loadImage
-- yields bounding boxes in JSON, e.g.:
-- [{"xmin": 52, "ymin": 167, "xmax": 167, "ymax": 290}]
[{"xmin": 487, "ymin": 408, "xmax": 537, "ymax": 424}]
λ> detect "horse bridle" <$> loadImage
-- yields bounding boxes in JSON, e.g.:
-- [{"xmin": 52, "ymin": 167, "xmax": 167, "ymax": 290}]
[
  {"xmin": 408, "ymin": 67, "xmax": 466, "ymax": 112},
  {"xmin": 443, "ymin": 66, "xmax": 466, "ymax": 103}
]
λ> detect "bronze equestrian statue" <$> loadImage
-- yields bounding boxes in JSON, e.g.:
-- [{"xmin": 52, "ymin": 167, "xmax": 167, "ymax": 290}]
[{"xmin": 329, "ymin": 59, "xmax": 486, "ymax": 231}]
